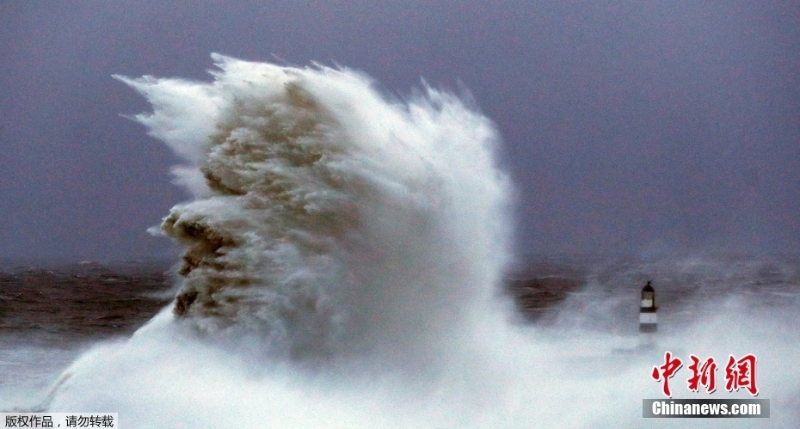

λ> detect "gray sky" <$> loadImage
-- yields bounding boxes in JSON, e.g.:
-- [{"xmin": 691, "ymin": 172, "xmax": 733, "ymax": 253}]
[{"xmin": 1, "ymin": 0, "xmax": 798, "ymax": 261}]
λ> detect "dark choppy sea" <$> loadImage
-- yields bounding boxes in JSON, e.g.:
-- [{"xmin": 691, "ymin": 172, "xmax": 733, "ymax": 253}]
[{"xmin": 1, "ymin": 253, "xmax": 798, "ymax": 427}]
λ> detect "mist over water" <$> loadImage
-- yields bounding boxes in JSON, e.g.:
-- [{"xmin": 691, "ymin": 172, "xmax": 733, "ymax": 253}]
[{"xmin": 30, "ymin": 56, "xmax": 800, "ymax": 427}]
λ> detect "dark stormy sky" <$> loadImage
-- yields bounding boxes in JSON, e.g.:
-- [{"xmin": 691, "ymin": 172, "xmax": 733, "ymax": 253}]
[{"xmin": 1, "ymin": 1, "xmax": 798, "ymax": 261}]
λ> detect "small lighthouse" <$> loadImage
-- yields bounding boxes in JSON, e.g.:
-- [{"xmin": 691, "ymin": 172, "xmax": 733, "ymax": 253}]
[{"xmin": 639, "ymin": 281, "xmax": 657, "ymax": 333}]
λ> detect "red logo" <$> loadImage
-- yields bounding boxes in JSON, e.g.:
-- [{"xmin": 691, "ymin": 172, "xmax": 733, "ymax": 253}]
[
  {"xmin": 651, "ymin": 351, "xmax": 683, "ymax": 397},
  {"xmin": 687, "ymin": 355, "xmax": 717, "ymax": 393},
  {"xmin": 652, "ymin": 352, "xmax": 758, "ymax": 397},
  {"xmin": 725, "ymin": 354, "xmax": 758, "ymax": 396}
]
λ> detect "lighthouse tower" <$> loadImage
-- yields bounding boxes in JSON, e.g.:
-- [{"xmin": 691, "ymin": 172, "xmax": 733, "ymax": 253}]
[{"xmin": 639, "ymin": 281, "xmax": 657, "ymax": 333}]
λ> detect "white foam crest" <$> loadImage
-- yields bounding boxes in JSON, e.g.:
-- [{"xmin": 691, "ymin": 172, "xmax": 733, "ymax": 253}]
[{"xmin": 119, "ymin": 55, "xmax": 512, "ymax": 373}]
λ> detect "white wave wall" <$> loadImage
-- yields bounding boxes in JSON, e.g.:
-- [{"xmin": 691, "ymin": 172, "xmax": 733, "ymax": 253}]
[
  {"xmin": 115, "ymin": 54, "xmax": 512, "ymax": 370},
  {"xmin": 45, "ymin": 55, "xmax": 800, "ymax": 428},
  {"xmin": 46, "ymin": 54, "xmax": 519, "ymax": 427}
]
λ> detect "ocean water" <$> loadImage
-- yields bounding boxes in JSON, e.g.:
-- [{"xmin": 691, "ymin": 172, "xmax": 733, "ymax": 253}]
[{"xmin": 2, "ymin": 55, "xmax": 798, "ymax": 428}]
